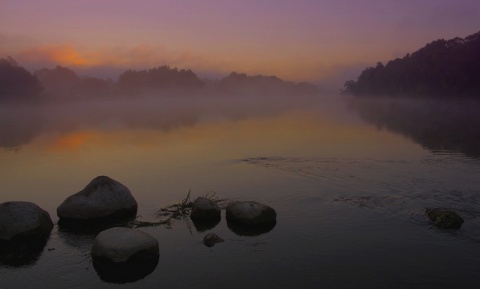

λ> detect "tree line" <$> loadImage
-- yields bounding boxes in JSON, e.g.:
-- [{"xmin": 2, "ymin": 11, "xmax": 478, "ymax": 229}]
[
  {"xmin": 0, "ymin": 59, "xmax": 319, "ymax": 103},
  {"xmin": 343, "ymin": 31, "xmax": 480, "ymax": 98}
]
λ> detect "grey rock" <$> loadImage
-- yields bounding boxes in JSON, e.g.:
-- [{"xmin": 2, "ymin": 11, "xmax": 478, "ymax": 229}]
[
  {"xmin": 57, "ymin": 176, "xmax": 137, "ymax": 221},
  {"xmin": 426, "ymin": 208, "xmax": 464, "ymax": 229},
  {"xmin": 0, "ymin": 201, "xmax": 53, "ymax": 241},
  {"xmin": 190, "ymin": 197, "xmax": 221, "ymax": 220},
  {"xmin": 91, "ymin": 227, "xmax": 159, "ymax": 263},
  {"xmin": 203, "ymin": 232, "xmax": 224, "ymax": 247},
  {"xmin": 226, "ymin": 201, "xmax": 276, "ymax": 225}
]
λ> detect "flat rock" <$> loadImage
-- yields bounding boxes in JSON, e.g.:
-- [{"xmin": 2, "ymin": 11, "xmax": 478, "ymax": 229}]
[
  {"xmin": 91, "ymin": 227, "xmax": 159, "ymax": 263},
  {"xmin": 0, "ymin": 201, "xmax": 53, "ymax": 242},
  {"xmin": 57, "ymin": 176, "xmax": 138, "ymax": 222},
  {"xmin": 226, "ymin": 201, "xmax": 276, "ymax": 225},
  {"xmin": 426, "ymin": 208, "xmax": 464, "ymax": 229},
  {"xmin": 190, "ymin": 197, "xmax": 221, "ymax": 220}
]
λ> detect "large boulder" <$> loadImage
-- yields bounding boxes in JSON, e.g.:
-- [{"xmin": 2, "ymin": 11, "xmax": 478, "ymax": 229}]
[
  {"xmin": 190, "ymin": 197, "xmax": 221, "ymax": 220},
  {"xmin": 226, "ymin": 201, "xmax": 276, "ymax": 226},
  {"xmin": 426, "ymin": 208, "xmax": 464, "ymax": 229},
  {"xmin": 0, "ymin": 201, "xmax": 53, "ymax": 242},
  {"xmin": 57, "ymin": 176, "xmax": 137, "ymax": 224},
  {"xmin": 91, "ymin": 227, "xmax": 159, "ymax": 263},
  {"xmin": 91, "ymin": 227, "xmax": 159, "ymax": 283}
]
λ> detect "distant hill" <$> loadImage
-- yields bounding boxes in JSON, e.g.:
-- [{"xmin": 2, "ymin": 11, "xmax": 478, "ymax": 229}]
[
  {"xmin": 116, "ymin": 65, "xmax": 204, "ymax": 95},
  {"xmin": 35, "ymin": 66, "xmax": 112, "ymax": 99},
  {"xmin": 218, "ymin": 72, "xmax": 319, "ymax": 96},
  {"xmin": 343, "ymin": 31, "xmax": 480, "ymax": 98},
  {"xmin": 0, "ymin": 57, "xmax": 43, "ymax": 102},
  {"xmin": 1, "ymin": 58, "xmax": 320, "ymax": 101}
]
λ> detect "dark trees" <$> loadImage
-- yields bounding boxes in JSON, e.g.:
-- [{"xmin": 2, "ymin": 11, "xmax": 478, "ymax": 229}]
[
  {"xmin": 116, "ymin": 65, "xmax": 204, "ymax": 94},
  {"xmin": 343, "ymin": 31, "xmax": 480, "ymax": 98},
  {"xmin": 0, "ymin": 57, "xmax": 43, "ymax": 102}
]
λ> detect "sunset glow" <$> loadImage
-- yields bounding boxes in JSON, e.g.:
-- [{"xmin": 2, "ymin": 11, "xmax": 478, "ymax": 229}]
[{"xmin": 1, "ymin": 0, "xmax": 479, "ymax": 84}]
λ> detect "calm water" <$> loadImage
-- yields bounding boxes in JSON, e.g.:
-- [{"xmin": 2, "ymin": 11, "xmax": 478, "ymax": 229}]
[{"xmin": 1, "ymin": 95, "xmax": 480, "ymax": 288}]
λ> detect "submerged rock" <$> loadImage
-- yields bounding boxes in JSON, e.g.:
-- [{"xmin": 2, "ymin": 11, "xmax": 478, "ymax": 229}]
[
  {"xmin": 0, "ymin": 201, "xmax": 53, "ymax": 242},
  {"xmin": 203, "ymin": 232, "xmax": 224, "ymax": 247},
  {"xmin": 190, "ymin": 197, "xmax": 221, "ymax": 220},
  {"xmin": 226, "ymin": 201, "xmax": 276, "ymax": 226},
  {"xmin": 91, "ymin": 227, "xmax": 159, "ymax": 283},
  {"xmin": 426, "ymin": 208, "xmax": 464, "ymax": 229},
  {"xmin": 57, "ymin": 176, "xmax": 137, "ymax": 224}
]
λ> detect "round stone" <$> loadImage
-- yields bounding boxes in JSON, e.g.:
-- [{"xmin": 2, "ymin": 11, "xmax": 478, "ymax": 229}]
[
  {"xmin": 57, "ymin": 176, "xmax": 138, "ymax": 222},
  {"xmin": 226, "ymin": 201, "xmax": 276, "ymax": 225},
  {"xmin": 91, "ymin": 227, "xmax": 159, "ymax": 263},
  {"xmin": 190, "ymin": 197, "xmax": 221, "ymax": 220},
  {"xmin": 0, "ymin": 201, "xmax": 53, "ymax": 242}
]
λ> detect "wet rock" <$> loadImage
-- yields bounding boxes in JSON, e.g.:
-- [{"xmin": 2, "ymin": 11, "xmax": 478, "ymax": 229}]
[
  {"xmin": 426, "ymin": 208, "xmax": 464, "ymax": 229},
  {"xmin": 226, "ymin": 201, "xmax": 276, "ymax": 226},
  {"xmin": 203, "ymin": 232, "xmax": 224, "ymax": 247},
  {"xmin": 0, "ymin": 201, "xmax": 53, "ymax": 242},
  {"xmin": 91, "ymin": 227, "xmax": 159, "ymax": 263},
  {"xmin": 57, "ymin": 176, "xmax": 137, "ymax": 224},
  {"xmin": 190, "ymin": 197, "xmax": 221, "ymax": 220},
  {"xmin": 92, "ymin": 227, "xmax": 159, "ymax": 283}
]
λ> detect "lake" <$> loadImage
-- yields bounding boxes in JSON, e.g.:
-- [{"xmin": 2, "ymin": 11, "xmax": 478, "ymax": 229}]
[{"xmin": 1, "ymin": 94, "xmax": 480, "ymax": 288}]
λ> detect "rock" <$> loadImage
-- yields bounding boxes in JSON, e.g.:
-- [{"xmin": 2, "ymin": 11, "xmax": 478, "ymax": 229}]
[
  {"xmin": 226, "ymin": 201, "xmax": 276, "ymax": 226},
  {"xmin": 426, "ymin": 208, "xmax": 464, "ymax": 229},
  {"xmin": 0, "ymin": 201, "xmax": 53, "ymax": 242},
  {"xmin": 203, "ymin": 232, "xmax": 224, "ymax": 247},
  {"xmin": 91, "ymin": 227, "xmax": 159, "ymax": 283},
  {"xmin": 57, "ymin": 176, "xmax": 138, "ymax": 223},
  {"xmin": 91, "ymin": 227, "xmax": 159, "ymax": 263},
  {"xmin": 190, "ymin": 197, "xmax": 221, "ymax": 220}
]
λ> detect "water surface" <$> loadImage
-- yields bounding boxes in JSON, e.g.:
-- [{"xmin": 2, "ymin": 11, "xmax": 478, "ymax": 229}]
[{"xmin": 1, "ymin": 95, "xmax": 480, "ymax": 288}]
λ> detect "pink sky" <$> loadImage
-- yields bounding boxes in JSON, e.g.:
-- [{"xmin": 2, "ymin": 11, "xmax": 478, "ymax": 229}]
[{"xmin": 1, "ymin": 0, "xmax": 478, "ymax": 85}]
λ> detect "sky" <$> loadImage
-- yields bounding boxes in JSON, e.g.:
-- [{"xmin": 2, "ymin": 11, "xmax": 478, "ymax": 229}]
[{"xmin": 1, "ymin": 0, "xmax": 479, "ymax": 86}]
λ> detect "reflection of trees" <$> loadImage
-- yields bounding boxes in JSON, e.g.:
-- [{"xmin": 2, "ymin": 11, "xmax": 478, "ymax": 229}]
[
  {"xmin": 0, "ymin": 100, "xmax": 201, "ymax": 149},
  {"xmin": 343, "ymin": 31, "xmax": 480, "ymax": 98},
  {"xmin": 348, "ymin": 97, "xmax": 480, "ymax": 157}
]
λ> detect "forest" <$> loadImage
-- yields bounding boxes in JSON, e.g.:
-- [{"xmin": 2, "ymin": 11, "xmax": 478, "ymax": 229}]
[
  {"xmin": 343, "ymin": 31, "xmax": 480, "ymax": 98},
  {"xmin": 0, "ymin": 58, "xmax": 319, "ymax": 103}
]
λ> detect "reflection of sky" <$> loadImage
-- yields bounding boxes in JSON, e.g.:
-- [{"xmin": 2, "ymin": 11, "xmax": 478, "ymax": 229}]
[
  {"xmin": 0, "ymin": 97, "xmax": 422, "ymax": 217},
  {"xmin": 1, "ymin": 1, "xmax": 478, "ymax": 82}
]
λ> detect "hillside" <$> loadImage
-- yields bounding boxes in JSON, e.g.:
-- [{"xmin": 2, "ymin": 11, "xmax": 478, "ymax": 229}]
[{"xmin": 343, "ymin": 31, "xmax": 480, "ymax": 98}]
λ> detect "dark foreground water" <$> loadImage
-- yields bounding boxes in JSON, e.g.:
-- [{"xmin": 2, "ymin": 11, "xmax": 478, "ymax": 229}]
[{"xmin": 1, "ymin": 95, "xmax": 480, "ymax": 288}]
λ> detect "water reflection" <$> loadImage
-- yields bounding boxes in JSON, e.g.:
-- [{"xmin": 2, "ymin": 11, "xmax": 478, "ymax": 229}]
[
  {"xmin": 348, "ymin": 97, "xmax": 480, "ymax": 158},
  {"xmin": 227, "ymin": 219, "xmax": 276, "ymax": 236},
  {"xmin": 93, "ymin": 255, "xmax": 159, "ymax": 284},
  {"xmin": 0, "ymin": 237, "xmax": 49, "ymax": 267},
  {"xmin": 0, "ymin": 94, "xmax": 322, "ymax": 149},
  {"xmin": 191, "ymin": 218, "xmax": 221, "ymax": 232}
]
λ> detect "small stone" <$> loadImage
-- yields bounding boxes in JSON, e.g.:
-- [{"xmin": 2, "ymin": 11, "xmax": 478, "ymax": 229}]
[
  {"xmin": 203, "ymin": 232, "xmax": 224, "ymax": 247},
  {"xmin": 0, "ymin": 201, "xmax": 53, "ymax": 242},
  {"xmin": 426, "ymin": 208, "xmax": 464, "ymax": 229},
  {"xmin": 91, "ymin": 227, "xmax": 159, "ymax": 263},
  {"xmin": 226, "ymin": 201, "xmax": 276, "ymax": 225},
  {"xmin": 190, "ymin": 197, "xmax": 221, "ymax": 220},
  {"xmin": 57, "ymin": 176, "xmax": 137, "ymax": 223}
]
